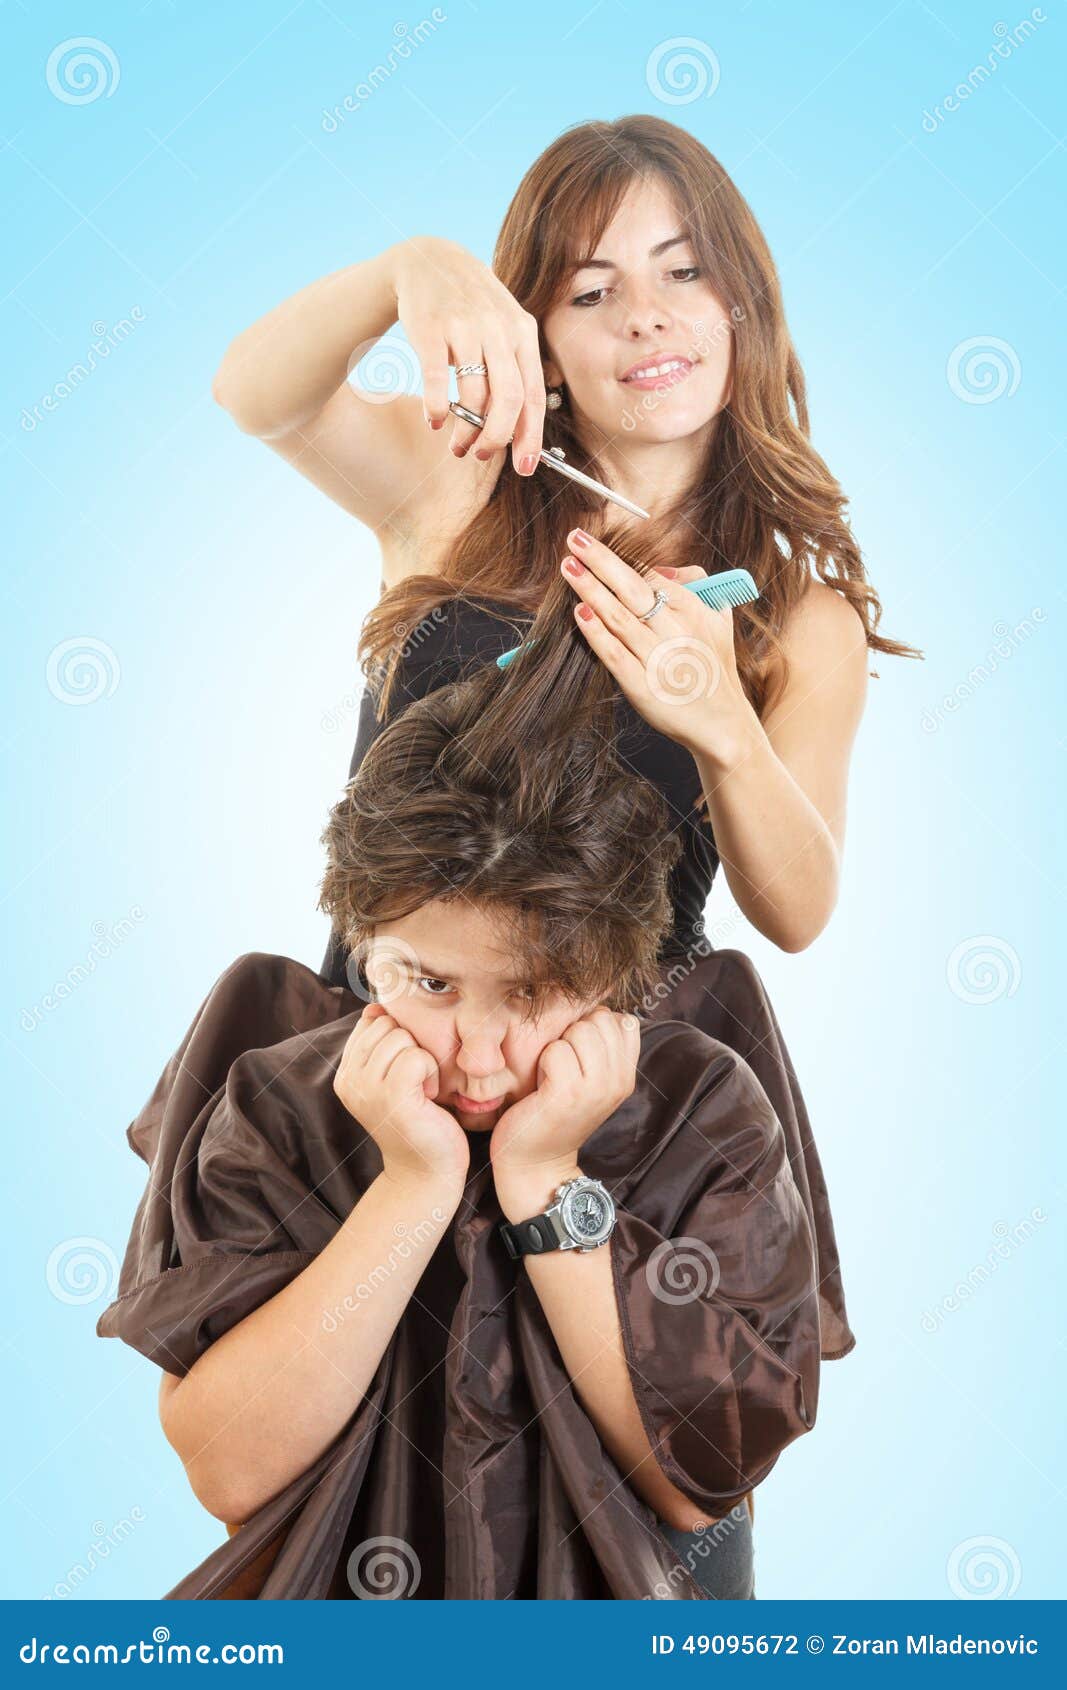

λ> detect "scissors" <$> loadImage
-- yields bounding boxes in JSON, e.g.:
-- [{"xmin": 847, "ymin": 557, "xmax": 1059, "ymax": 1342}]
[{"xmin": 447, "ymin": 400, "xmax": 650, "ymax": 520}]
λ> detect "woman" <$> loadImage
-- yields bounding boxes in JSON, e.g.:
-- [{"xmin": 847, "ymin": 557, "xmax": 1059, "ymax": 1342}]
[
  {"xmin": 98, "ymin": 655, "xmax": 821, "ymax": 1600},
  {"xmin": 212, "ymin": 114, "xmax": 921, "ymax": 1363}
]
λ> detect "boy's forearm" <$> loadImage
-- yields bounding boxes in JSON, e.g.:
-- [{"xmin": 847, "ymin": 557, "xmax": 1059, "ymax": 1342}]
[
  {"xmin": 495, "ymin": 1168, "xmax": 704, "ymax": 1533},
  {"xmin": 162, "ymin": 1166, "xmax": 461, "ymax": 1524}
]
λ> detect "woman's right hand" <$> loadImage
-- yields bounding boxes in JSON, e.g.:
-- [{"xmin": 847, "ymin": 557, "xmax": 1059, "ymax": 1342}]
[
  {"xmin": 391, "ymin": 236, "xmax": 547, "ymax": 473},
  {"xmin": 333, "ymin": 1001, "xmax": 470, "ymax": 1189}
]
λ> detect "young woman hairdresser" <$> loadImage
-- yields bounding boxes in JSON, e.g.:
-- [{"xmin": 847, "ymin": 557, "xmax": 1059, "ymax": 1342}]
[{"xmin": 211, "ymin": 113, "xmax": 921, "ymax": 1404}]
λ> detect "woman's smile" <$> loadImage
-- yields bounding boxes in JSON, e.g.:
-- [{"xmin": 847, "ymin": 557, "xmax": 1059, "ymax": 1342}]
[{"xmin": 619, "ymin": 354, "xmax": 697, "ymax": 391}]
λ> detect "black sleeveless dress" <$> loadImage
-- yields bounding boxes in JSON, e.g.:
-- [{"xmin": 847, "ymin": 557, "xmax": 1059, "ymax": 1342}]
[{"xmin": 319, "ymin": 596, "xmax": 854, "ymax": 1362}]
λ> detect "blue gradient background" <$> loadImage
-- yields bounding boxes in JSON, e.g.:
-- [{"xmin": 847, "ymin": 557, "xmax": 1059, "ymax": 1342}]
[{"xmin": 2, "ymin": 0, "xmax": 1062, "ymax": 1602}]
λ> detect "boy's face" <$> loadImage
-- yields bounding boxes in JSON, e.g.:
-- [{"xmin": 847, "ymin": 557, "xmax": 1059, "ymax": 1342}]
[{"xmin": 362, "ymin": 899, "xmax": 602, "ymax": 1133}]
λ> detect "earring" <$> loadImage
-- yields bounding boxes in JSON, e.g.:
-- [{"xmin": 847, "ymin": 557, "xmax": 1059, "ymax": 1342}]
[{"xmin": 546, "ymin": 386, "xmax": 563, "ymax": 410}]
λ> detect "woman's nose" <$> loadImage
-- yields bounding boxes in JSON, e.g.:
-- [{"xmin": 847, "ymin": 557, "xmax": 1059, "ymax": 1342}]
[{"xmin": 621, "ymin": 287, "xmax": 671, "ymax": 338}]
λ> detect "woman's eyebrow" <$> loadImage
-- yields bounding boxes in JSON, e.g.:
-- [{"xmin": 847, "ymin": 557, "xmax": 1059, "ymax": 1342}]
[{"xmin": 574, "ymin": 232, "xmax": 691, "ymax": 271}]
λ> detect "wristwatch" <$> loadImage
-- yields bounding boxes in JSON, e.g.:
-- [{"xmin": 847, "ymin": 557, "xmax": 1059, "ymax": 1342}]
[{"xmin": 498, "ymin": 1174, "xmax": 617, "ymax": 1259}]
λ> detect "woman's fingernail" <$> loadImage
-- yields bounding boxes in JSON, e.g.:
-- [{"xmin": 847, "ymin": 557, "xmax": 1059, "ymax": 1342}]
[
  {"xmin": 658, "ymin": 566, "xmax": 678, "ymax": 576},
  {"xmin": 475, "ymin": 448, "xmax": 492, "ymax": 460},
  {"xmin": 562, "ymin": 556, "xmax": 585, "ymax": 576},
  {"xmin": 571, "ymin": 528, "xmax": 592, "ymax": 548},
  {"xmin": 519, "ymin": 454, "xmax": 536, "ymax": 474},
  {"xmin": 576, "ymin": 604, "xmax": 595, "ymax": 621}
]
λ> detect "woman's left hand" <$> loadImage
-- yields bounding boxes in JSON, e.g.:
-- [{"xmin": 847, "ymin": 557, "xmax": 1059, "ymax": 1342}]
[
  {"xmin": 489, "ymin": 1005, "xmax": 641, "ymax": 1184},
  {"xmin": 560, "ymin": 527, "xmax": 750, "ymax": 758}
]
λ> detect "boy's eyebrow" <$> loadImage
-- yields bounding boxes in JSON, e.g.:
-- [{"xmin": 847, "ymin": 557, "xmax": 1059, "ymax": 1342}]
[
  {"xmin": 574, "ymin": 231, "xmax": 692, "ymax": 271},
  {"xmin": 397, "ymin": 957, "xmax": 527, "ymax": 988}
]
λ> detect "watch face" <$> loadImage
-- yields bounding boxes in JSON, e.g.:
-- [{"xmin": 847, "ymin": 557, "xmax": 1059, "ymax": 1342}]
[{"xmin": 560, "ymin": 1182, "xmax": 614, "ymax": 1247}]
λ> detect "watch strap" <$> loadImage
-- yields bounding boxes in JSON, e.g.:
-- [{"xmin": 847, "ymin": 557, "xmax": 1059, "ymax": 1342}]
[{"xmin": 499, "ymin": 1211, "xmax": 562, "ymax": 1260}]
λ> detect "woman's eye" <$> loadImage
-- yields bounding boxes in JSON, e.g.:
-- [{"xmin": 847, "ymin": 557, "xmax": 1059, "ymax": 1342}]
[
  {"xmin": 416, "ymin": 977, "xmax": 453, "ymax": 997},
  {"xmin": 572, "ymin": 267, "xmax": 701, "ymax": 307}
]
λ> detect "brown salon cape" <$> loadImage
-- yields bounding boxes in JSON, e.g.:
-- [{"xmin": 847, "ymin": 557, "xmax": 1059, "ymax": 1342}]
[{"xmin": 97, "ymin": 950, "xmax": 840, "ymax": 1600}]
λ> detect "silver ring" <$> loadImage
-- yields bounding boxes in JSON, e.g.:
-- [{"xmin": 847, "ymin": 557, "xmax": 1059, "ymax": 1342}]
[
  {"xmin": 637, "ymin": 588, "xmax": 670, "ymax": 623},
  {"xmin": 455, "ymin": 361, "xmax": 488, "ymax": 378},
  {"xmin": 448, "ymin": 400, "xmax": 485, "ymax": 429}
]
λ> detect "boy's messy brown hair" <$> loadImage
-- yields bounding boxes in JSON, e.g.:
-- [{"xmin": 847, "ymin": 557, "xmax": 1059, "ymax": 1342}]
[{"xmin": 318, "ymin": 622, "xmax": 682, "ymax": 1016}]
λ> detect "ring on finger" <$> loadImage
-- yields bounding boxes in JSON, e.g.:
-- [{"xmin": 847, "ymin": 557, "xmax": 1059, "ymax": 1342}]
[{"xmin": 636, "ymin": 588, "xmax": 671, "ymax": 623}]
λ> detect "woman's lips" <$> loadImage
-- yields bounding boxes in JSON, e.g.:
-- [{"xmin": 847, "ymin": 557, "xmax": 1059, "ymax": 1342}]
[
  {"xmin": 620, "ymin": 360, "xmax": 694, "ymax": 391},
  {"xmin": 453, "ymin": 1092, "xmax": 504, "ymax": 1115}
]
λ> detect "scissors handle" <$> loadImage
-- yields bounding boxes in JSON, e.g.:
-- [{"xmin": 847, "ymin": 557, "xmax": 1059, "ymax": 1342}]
[{"xmin": 446, "ymin": 400, "xmax": 649, "ymax": 521}]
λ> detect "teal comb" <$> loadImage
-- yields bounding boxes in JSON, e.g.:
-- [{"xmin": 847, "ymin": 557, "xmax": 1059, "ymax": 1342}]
[{"xmin": 495, "ymin": 568, "xmax": 760, "ymax": 670}]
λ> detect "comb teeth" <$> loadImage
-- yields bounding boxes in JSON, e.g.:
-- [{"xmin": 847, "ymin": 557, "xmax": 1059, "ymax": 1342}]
[
  {"xmin": 685, "ymin": 569, "xmax": 760, "ymax": 612},
  {"xmin": 495, "ymin": 570, "xmax": 759, "ymax": 670}
]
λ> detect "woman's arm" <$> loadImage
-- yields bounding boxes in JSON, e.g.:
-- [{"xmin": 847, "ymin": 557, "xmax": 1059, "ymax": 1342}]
[
  {"xmin": 157, "ymin": 1166, "xmax": 462, "ymax": 1525},
  {"xmin": 210, "ymin": 239, "xmax": 546, "ymax": 554},
  {"xmin": 689, "ymin": 582, "xmax": 870, "ymax": 951}
]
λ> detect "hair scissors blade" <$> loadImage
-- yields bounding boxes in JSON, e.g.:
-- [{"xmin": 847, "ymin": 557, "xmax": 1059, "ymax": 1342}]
[{"xmin": 447, "ymin": 400, "xmax": 649, "ymax": 520}]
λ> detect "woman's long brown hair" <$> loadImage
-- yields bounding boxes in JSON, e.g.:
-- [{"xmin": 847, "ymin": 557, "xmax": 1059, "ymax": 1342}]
[{"xmin": 361, "ymin": 113, "xmax": 921, "ymax": 716}]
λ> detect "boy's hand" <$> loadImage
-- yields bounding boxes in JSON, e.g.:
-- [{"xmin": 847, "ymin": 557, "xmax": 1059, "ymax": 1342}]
[
  {"xmin": 489, "ymin": 1006, "xmax": 641, "ymax": 1184},
  {"xmin": 333, "ymin": 1002, "xmax": 470, "ymax": 1188}
]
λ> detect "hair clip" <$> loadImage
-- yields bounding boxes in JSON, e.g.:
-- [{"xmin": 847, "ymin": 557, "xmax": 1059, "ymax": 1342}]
[
  {"xmin": 447, "ymin": 401, "xmax": 650, "ymax": 520},
  {"xmin": 495, "ymin": 568, "xmax": 760, "ymax": 669}
]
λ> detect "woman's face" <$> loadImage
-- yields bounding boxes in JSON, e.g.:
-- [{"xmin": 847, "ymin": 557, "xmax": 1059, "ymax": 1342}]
[
  {"xmin": 540, "ymin": 174, "xmax": 734, "ymax": 449},
  {"xmin": 362, "ymin": 900, "xmax": 601, "ymax": 1134}
]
